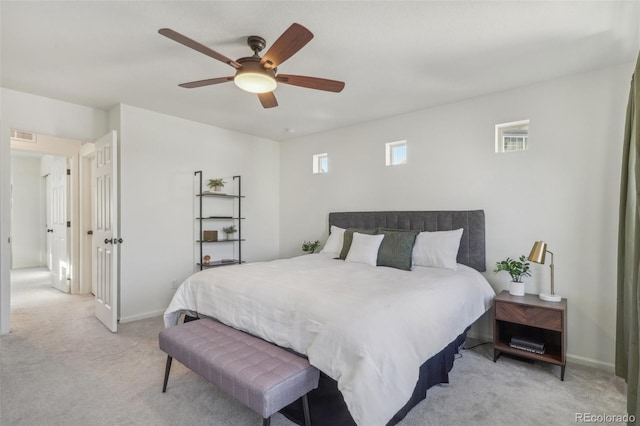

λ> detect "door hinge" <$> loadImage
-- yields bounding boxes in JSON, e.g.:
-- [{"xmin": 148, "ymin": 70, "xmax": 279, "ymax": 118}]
[
  {"xmin": 67, "ymin": 169, "xmax": 71, "ymax": 176},
  {"xmin": 67, "ymin": 221, "xmax": 71, "ymax": 228}
]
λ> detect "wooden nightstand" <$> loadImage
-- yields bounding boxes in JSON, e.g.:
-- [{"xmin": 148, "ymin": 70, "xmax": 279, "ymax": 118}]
[{"xmin": 493, "ymin": 290, "xmax": 567, "ymax": 380}]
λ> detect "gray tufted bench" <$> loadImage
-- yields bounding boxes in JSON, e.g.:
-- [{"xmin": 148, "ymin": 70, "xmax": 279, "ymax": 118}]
[{"xmin": 159, "ymin": 318, "xmax": 319, "ymax": 426}]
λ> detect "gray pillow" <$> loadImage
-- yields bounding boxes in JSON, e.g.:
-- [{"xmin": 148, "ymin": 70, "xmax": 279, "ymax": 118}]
[
  {"xmin": 339, "ymin": 228, "xmax": 378, "ymax": 260},
  {"xmin": 376, "ymin": 228, "xmax": 419, "ymax": 271}
]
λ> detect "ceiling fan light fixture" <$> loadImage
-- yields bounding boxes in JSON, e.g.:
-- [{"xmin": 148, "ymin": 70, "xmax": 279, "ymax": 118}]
[
  {"xmin": 234, "ymin": 71, "xmax": 277, "ymax": 94},
  {"xmin": 160, "ymin": 24, "xmax": 344, "ymax": 108}
]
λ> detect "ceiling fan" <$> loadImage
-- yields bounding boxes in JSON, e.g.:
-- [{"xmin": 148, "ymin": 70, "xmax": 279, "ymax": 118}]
[{"xmin": 158, "ymin": 23, "xmax": 345, "ymax": 108}]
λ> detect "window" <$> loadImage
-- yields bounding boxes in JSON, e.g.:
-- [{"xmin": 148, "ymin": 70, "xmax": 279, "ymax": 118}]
[
  {"xmin": 385, "ymin": 141, "xmax": 407, "ymax": 166},
  {"xmin": 495, "ymin": 120, "xmax": 529, "ymax": 153},
  {"xmin": 312, "ymin": 153, "xmax": 328, "ymax": 174}
]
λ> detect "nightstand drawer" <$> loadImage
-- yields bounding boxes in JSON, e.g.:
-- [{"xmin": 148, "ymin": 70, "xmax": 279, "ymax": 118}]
[{"xmin": 495, "ymin": 302, "xmax": 562, "ymax": 331}]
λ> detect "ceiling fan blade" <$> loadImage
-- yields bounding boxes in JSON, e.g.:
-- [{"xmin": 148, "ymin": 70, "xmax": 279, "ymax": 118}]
[
  {"xmin": 261, "ymin": 23, "xmax": 313, "ymax": 69},
  {"xmin": 178, "ymin": 77, "xmax": 234, "ymax": 88},
  {"xmin": 159, "ymin": 28, "xmax": 242, "ymax": 70},
  {"xmin": 276, "ymin": 74, "xmax": 345, "ymax": 93},
  {"xmin": 258, "ymin": 92, "xmax": 278, "ymax": 108}
]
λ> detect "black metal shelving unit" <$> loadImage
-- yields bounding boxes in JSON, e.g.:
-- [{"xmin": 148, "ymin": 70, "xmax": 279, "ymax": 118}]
[{"xmin": 194, "ymin": 171, "xmax": 244, "ymax": 270}]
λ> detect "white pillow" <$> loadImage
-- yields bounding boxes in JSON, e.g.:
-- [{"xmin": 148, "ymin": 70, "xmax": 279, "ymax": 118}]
[
  {"xmin": 320, "ymin": 225, "xmax": 345, "ymax": 258},
  {"xmin": 345, "ymin": 232, "xmax": 385, "ymax": 266},
  {"xmin": 411, "ymin": 228, "xmax": 463, "ymax": 270}
]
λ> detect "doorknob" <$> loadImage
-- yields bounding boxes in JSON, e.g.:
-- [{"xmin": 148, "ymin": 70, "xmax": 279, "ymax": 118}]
[
  {"xmin": 104, "ymin": 238, "xmax": 113, "ymax": 244},
  {"xmin": 116, "ymin": 238, "xmax": 123, "ymax": 244},
  {"xmin": 87, "ymin": 230, "xmax": 93, "ymax": 235},
  {"xmin": 47, "ymin": 229, "xmax": 53, "ymax": 233}
]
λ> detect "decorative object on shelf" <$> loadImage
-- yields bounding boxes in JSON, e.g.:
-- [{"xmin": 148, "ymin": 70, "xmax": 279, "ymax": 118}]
[
  {"xmin": 203, "ymin": 230, "xmax": 218, "ymax": 242},
  {"xmin": 207, "ymin": 178, "xmax": 226, "ymax": 192},
  {"xmin": 203, "ymin": 255, "xmax": 211, "ymax": 265},
  {"xmin": 528, "ymin": 240, "xmax": 561, "ymax": 302},
  {"xmin": 302, "ymin": 240, "xmax": 320, "ymax": 254},
  {"xmin": 222, "ymin": 225, "xmax": 237, "ymax": 240},
  {"xmin": 494, "ymin": 255, "xmax": 531, "ymax": 296}
]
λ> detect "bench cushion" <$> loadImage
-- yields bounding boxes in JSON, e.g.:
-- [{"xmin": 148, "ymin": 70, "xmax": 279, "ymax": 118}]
[{"xmin": 159, "ymin": 319, "xmax": 319, "ymax": 418}]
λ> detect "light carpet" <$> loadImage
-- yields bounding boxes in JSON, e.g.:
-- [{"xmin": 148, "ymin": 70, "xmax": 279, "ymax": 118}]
[{"xmin": 1, "ymin": 268, "xmax": 628, "ymax": 425}]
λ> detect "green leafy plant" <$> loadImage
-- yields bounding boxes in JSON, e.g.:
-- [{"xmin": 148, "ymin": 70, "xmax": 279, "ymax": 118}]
[
  {"xmin": 302, "ymin": 240, "xmax": 320, "ymax": 254},
  {"xmin": 222, "ymin": 225, "xmax": 237, "ymax": 235},
  {"xmin": 207, "ymin": 178, "xmax": 226, "ymax": 190},
  {"xmin": 494, "ymin": 255, "xmax": 531, "ymax": 282}
]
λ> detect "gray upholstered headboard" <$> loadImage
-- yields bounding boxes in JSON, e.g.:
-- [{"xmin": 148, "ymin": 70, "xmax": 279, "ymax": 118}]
[{"xmin": 328, "ymin": 210, "xmax": 486, "ymax": 272}]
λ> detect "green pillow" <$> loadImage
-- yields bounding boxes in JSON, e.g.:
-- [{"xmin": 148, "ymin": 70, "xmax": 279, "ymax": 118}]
[
  {"xmin": 339, "ymin": 228, "xmax": 378, "ymax": 259},
  {"xmin": 376, "ymin": 228, "xmax": 419, "ymax": 271}
]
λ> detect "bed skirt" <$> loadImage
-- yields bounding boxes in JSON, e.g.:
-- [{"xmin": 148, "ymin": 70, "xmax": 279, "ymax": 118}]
[{"xmin": 279, "ymin": 328, "xmax": 469, "ymax": 426}]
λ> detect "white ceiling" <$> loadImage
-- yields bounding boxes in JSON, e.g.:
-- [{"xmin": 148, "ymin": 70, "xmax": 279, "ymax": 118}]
[{"xmin": 1, "ymin": 1, "xmax": 639, "ymax": 141}]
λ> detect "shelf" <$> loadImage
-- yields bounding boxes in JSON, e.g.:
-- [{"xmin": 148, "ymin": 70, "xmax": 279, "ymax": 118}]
[
  {"xmin": 196, "ymin": 217, "xmax": 245, "ymax": 220},
  {"xmin": 493, "ymin": 341, "xmax": 563, "ymax": 365},
  {"xmin": 194, "ymin": 172, "xmax": 243, "ymax": 272},
  {"xmin": 196, "ymin": 239, "xmax": 245, "ymax": 243},
  {"xmin": 198, "ymin": 193, "xmax": 245, "ymax": 199},
  {"xmin": 198, "ymin": 260, "xmax": 245, "ymax": 268}
]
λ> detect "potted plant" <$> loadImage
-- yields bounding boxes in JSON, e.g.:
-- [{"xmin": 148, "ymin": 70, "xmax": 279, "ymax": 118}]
[
  {"xmin": 207, "ymin": 178, "xmax": 226, "ymax": 192},
  {"xmin": 222, "ymin": 225, "xmax": 237, "ymax": 240},
  {"xmin": 302, "ymin": 240, "xmax": 320, "ymax": 254},
  {"xmin": 494, "ymin": 255, "xmax": 531, "ymax": 296}
]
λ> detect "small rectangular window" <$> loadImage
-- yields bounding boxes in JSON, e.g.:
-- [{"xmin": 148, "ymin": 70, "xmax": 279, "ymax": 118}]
[
  {"xmin": 385, "ymin": 141, "xmax": 407, "ymax": 166},
  {"xmin": 496, "ymin": 120, "xmax": 529, "ymax": 153},
  {"xmin": 313, "ymin": 153, "xmax": 328, "ymax": 174}
]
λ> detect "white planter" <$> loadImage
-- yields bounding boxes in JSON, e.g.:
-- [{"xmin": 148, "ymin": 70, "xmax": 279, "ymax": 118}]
[{"xmin": 509, "ymin": 281, "xmax": 525, "ymax": 296}]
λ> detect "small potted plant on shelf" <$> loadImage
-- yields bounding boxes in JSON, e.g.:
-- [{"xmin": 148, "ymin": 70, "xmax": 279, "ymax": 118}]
[
  {"xmin": 207, "ymin": 178, "xmax": 226, "ymax": 193},
  {"xmin": 222, "ymin": 225, "xmax": 237, "ymax": 240},
  {"xmin": 302, "ymin": 240, "xmax": 320, "ymax": 254},
  {"xmin": 494, "ymin": 255, "xmax": 531, "ymax": 296}
]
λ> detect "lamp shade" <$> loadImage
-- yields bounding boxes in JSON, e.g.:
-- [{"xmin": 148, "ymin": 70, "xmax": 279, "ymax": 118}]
[
  {"xmin": 233, "ymin": 60, "xmax": 277, "ymax": 94},
  {"xmin": 528, "ymin": 241, "xmax": 547, "ymax": 264},
  {"xmin": 527, "ymin": 240, "xmax": 561, "ymax": 302},
  {"xmin": 234, "ymin": 71, "xmax": 277, "ymax": 94}
]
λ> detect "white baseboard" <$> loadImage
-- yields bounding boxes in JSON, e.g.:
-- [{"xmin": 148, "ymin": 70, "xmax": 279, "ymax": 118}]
[
  {"xmin": 119, "ymin": 309, "xmax": 165, "ymax": 324},
  {"xmin": 566, "ymin": 353, "xmax": 615, "ymax": 373},
  {"xmin": 464, "ymin": 330, "xmax": 615, "ymax": 373}
]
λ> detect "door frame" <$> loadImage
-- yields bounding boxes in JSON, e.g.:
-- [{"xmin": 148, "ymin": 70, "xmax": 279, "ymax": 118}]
[
  {"xmin": 9, "ymin": 133, "xmax": 83, "ymax": 293},
  {"xmin": 79, "ymin": 143, "xmax": 96, "ymax": 294}
]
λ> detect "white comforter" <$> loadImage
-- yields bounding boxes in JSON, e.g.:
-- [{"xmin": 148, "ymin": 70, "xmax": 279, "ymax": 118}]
[{"xmin": 164, "ymin": 254, "xmax": 495, "ymax": 426}]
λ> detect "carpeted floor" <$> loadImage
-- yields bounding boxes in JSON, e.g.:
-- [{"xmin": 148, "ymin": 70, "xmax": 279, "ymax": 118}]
[{"xmin": 0, "ymin": 268, "xmax": 628, "ymax": 425}]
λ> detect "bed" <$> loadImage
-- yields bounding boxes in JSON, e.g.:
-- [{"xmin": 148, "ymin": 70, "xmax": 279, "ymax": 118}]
[{"xmin": 164, "ymin": 210, "xmax": 495, "ymax": 426}]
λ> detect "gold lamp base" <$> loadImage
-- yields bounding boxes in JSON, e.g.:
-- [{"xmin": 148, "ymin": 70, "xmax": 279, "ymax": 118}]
[{"xmin": 539, "ymin": 293, "xmax": 562, "ymax": 302}]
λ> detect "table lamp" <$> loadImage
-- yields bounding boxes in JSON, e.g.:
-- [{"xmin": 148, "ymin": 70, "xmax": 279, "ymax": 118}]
[{"xmin": 528, "ymin": 241, "xmax": 561, "ymax": 302}]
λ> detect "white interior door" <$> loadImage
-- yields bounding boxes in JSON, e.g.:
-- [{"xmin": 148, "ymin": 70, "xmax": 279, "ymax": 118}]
[
  {"xmin": 50, "ymin": 156, "xmax": 69, "ymax": 293},
  {"xmin": 45, "ymin": 175, "xmax": 52, "ymax": 270},
  {"xmin": 90, "ymin": 156, "xmax": 97, "ymax": 296},
  {"xmin": 94, "ymin": 131, "xmax": 118, "ymax": 332}
]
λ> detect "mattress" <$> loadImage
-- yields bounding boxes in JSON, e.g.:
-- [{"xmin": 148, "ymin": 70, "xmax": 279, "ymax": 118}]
[{"xmin": 164, "ymin": 253, "xmax": 495, "ymax": 426}]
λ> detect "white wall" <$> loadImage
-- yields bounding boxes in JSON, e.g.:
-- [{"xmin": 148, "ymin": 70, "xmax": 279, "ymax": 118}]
[
  {"xmin": 279, "ymin": 63, "xmax": 634, "ymax": 369},
  {"xmin": 0, "ymin": 88, "xmax": 109, "ymax": 334},
  {"xmin": 10, "ymin": 155, "xmax": 45, "ymax": 268},
  {"xmin": 117, "ymin": 104, "xmax": 280, "ymax": 322}
]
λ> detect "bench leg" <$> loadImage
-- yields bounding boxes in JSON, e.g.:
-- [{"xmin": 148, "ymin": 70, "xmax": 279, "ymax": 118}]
[
  {"xmin": 262, "ymin": 417, "xmax": 270, "ymax": 426},
  {"xmin": 302, "ymin": 393, "xmax": 311, "ymax": 426},
  {"xmin": 162, "ymin": 356, "xmax": 173, "ymax": 393}
]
